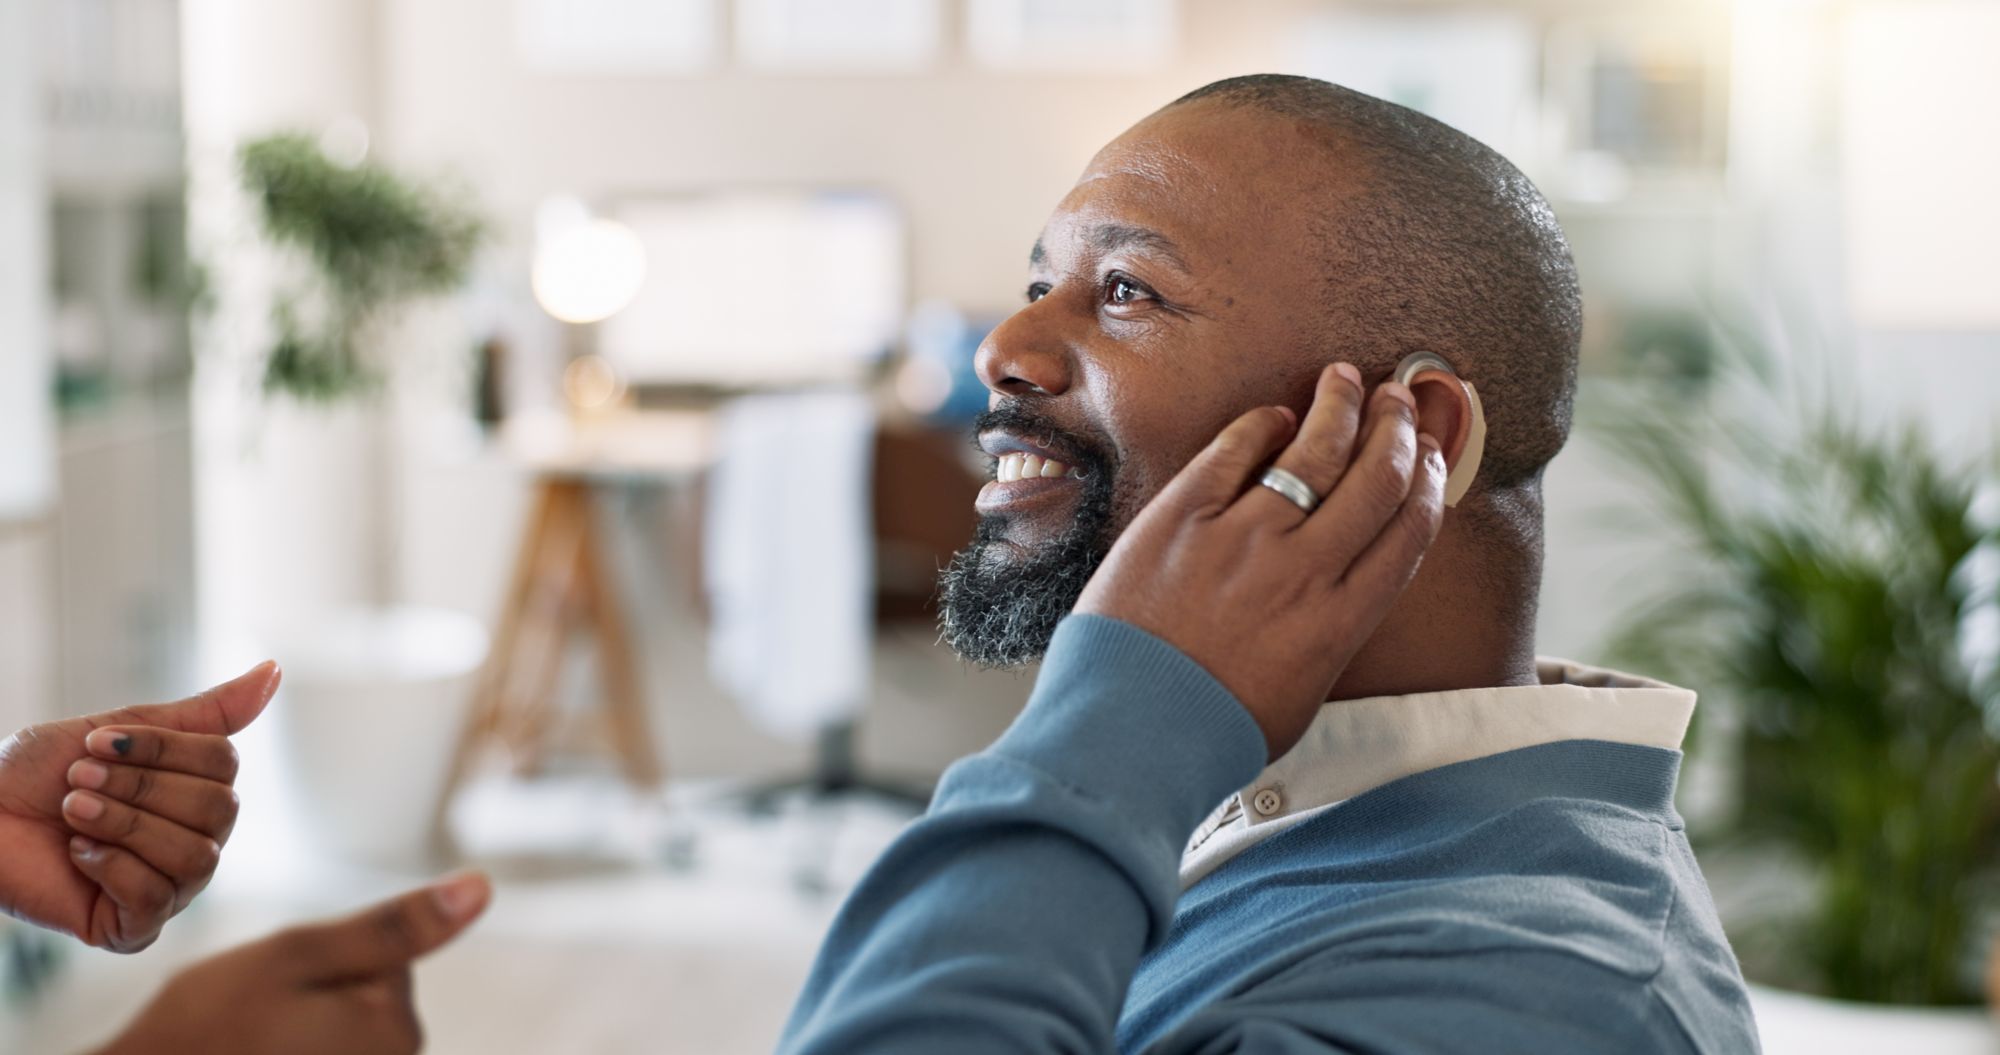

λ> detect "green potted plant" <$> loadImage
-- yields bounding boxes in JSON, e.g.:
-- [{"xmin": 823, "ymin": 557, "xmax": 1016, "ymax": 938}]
[
  {"xmin": 1594, "ymin": 349, "xmax": 1999, "ymax": 1049},
  {"xmin": 233, "ymin": 132, "xmax": 492, "ymax": 867},
  {"xmin": 239, "ymin": 131, "xmax": 483, "ymax": 401}
]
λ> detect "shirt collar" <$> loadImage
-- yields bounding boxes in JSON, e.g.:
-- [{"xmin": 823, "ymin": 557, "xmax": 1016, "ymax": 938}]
[{"xmin": 1180, "ymin": 657, "xmax": 1695, "ymax": 885}]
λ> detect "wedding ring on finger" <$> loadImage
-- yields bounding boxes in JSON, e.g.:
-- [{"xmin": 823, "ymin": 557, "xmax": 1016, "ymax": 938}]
[{"xmin": 1257, "ymin": 466, "xmax": 1321, "ymax": 515}]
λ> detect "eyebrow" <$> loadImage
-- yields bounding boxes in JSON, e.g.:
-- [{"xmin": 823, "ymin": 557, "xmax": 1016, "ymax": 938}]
[{"xmin": 1030, "ymin": 222, "xmax": 1191, "ymax": 273}]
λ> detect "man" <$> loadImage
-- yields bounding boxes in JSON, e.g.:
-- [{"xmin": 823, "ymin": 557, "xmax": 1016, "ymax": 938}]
[
  {"xmin": 0, "ymin": 666, "xmax": 490, "ymax": 1054},
  {"xmin": 779, "ymin": 75, "xmax": 1757, "ymax": 1052}
]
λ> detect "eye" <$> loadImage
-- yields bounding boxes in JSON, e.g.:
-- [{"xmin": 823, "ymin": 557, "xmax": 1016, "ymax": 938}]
[
  {"xmin": 1026, "ymin": 281, "xmax": 1052, "ymax": 303},
  {"xmin": 1105, "ymin": 274, "xmax": 1152, "ymax": 306}
]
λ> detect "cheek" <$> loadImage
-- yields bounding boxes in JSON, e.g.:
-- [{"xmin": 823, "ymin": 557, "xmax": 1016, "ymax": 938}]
[
  {"xmin": 1101, "ymin": 399, "xmax": 1254, "ymax": 528},
  {"xmin": 1076, "ymin": 327, "xmax": 1311, "ymax": 526}
]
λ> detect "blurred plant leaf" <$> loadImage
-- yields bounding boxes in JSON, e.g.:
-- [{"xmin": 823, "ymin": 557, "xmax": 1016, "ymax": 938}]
[
  {"xmin": 1592, "ymin": 334, "xmax": 2000, "ymax": 1005},
  {"xmin": 238, "ymin": 132, "xmax": 485, "ymax": 402}
]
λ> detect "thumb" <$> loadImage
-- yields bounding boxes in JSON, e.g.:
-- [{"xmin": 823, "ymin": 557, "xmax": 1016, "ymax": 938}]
[
  {"xmin": 283, "ymin": 871, "xmax": 493, "ymax": 984},
  {"xmin": 113, "ymin": 661, "xmax": 282, "ymax": 736}
]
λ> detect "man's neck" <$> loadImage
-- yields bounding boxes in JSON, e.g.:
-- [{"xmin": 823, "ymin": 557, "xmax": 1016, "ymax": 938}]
[
  {"xmin": 1326, "ymin": 507, "xmax": 1542, "ymax": 702},
  {"xmin": 1329, "ymin": 623, "xmax": 1539, "ymax": 702}
]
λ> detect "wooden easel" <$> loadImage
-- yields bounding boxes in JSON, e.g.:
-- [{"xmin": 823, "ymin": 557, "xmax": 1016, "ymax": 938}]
[{"xmin": 430, "ymin": 473, "xmax": 663, "ymax": 854}]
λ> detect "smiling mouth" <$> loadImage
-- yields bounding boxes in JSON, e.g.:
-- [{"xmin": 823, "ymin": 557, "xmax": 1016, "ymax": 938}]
[
  {"xmin": 976, "ymin": 453, "xmax": 1091, "ymax": 520},
  {"xmin": 994, "ymin": 452, "xmax": 1086, "ymax": 482}
]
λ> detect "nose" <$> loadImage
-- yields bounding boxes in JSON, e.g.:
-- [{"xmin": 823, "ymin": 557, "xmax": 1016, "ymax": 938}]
[{"xmin": 974, "ymin": 306, "xmax": 1074, "ymax": 399}]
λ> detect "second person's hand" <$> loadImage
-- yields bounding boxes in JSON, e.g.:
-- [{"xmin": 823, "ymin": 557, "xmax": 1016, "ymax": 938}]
[
  {"xmin": 92, "ymin": 871, "xmax": 494, "ymax": 1055},
  {"xmin": 0, "ymin": 663, "xmax": 281, "ymax": 951}
]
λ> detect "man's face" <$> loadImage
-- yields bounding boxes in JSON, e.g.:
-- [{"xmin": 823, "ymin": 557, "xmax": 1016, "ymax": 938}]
[{"xmin": 940, "ymin": 103, "xmax": 1367, "ymax": 664}]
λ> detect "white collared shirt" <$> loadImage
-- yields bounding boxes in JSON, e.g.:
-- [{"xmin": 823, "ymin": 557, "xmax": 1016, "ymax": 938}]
[{"xmin": 1179, "ymin": 657, "xmax": 1696, "ymax": 888}]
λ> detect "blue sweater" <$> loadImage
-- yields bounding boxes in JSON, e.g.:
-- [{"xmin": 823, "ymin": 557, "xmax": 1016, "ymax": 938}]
[{"xmin": 779, "ymin": 616, "xmax": 1759, "ymax": 1053}]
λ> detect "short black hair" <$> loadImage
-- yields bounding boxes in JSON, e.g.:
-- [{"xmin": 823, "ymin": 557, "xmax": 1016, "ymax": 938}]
[{"xmin": 1171, "ymin": 74, "xmax": 1582, "ymax": 493}]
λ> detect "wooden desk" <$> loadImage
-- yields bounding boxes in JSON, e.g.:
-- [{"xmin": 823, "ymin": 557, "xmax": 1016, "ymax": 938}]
[{"xmin": 430, "ymin": 410, "xmax": 713, "ymax": 855}]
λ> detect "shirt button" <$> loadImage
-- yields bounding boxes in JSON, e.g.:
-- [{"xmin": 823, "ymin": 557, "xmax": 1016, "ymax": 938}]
[{"xmin": 1251, "ymin": 788, "xmax": 1283, "ymax": 817}]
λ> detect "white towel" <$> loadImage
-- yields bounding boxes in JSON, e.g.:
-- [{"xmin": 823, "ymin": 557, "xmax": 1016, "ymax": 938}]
[{"xmin": 703, "ymin": 388, "xmax": 875, "ymax": 740}]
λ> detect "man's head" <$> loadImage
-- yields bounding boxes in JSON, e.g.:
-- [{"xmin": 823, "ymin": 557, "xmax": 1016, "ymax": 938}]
[{"xmin": 940, "ymin": 74, "xmax": 1581, "ymax": 672}]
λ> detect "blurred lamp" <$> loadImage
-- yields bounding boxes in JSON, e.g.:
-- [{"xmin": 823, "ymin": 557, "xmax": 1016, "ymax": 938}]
[
  {"xmin": 532, "ymin": 211, "xmax": 648, "ymax": 324},
  {"xmin": 596, "ymin": 192, "xmax": 904, "ymax": 386},
  {"xmin": 562, "ymin": 354, "xmax": 626, "ymax": 414}
]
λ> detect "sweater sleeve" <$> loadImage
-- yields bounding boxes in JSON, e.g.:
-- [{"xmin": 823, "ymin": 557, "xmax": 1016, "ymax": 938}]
[{"xmin": 776, "ymin": 614, "xmax": 1269, "ymax": 1055}]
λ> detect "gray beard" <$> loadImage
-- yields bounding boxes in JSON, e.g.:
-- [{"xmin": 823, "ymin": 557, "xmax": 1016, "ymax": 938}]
[{"xmin": 935, "ymin": 470, "xmax": 1117, "ymax": 668}]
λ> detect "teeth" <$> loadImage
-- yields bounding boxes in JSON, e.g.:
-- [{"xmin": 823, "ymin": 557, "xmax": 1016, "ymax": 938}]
[{"xmin": 997, "ymin": 452, "xmax": 1074, "ymax": 482}]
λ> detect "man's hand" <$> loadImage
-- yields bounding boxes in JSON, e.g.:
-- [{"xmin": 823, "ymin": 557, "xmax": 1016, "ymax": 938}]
[
  {"xmin": 1075, "ymin": 363, "xmax": 1445, "ymax": 760},
  {"xmin": 94, "ymin": 872, "xmax": 493, "ymax": 1055},
  {"xmin": 0, "ymin": 663, "xmax": 280, "ymax": 952}
]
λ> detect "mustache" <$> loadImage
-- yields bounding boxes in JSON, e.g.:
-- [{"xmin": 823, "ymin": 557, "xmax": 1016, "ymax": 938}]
[{"xmin": 970, "ymin": 402, "xmax": 1119, "ymax": 479}]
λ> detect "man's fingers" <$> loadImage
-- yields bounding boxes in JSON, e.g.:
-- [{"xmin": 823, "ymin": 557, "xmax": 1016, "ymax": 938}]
[
  {"xmin": 84, "ymin": 726, "xmax": 241, "ymax": 783},
  {"xmin": 1337, "ymin": 431, "xmax": 1447, "ymax": 610},
  {"xmin": 62, "ymin": 790, "xmax": 221, "ymax": 894},
  {"xmin": 1253, "ymin": 363, "xmax": 1366, "ymax": 515},
  {"xmin": 1161, "ymin": 405, "xmax": 1297, "ymax": 516},
  {"xmin": 279, "ymin": 872, "xmax": 493, "ymax": 983},
  {"xmin": 69, "ymin": 837, "xmax": 177, "ymax": 951},
  {"xmin": 1302, "ymin": 383, "xmax": 1421, "ymax": 560},
  {"xmin": 98, "ymin": 661, "xmax": 282, "ymax": 737},
  {"xmin": 69, "ymin": 759, "xmax": 241, "ymax": 839}
]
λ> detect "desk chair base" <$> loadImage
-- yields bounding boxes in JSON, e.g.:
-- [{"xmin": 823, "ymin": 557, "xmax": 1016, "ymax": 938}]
[{"xmin": 739, "ymin": 722, "xmax": 931, "ymax": 816}]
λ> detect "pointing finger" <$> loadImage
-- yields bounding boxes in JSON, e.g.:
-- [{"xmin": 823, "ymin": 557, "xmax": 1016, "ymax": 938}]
[{"xmin": 279, "ymin": 872, "xmax": 493, "ymax": 984}]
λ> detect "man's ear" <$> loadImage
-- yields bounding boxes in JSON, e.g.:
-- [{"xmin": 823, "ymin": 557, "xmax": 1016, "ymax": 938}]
[
  {"xmin": 1404, "ymin": 368, "xmax": 1486, "ymax": 507},
  {"xmin": 1407, "ymin": 369, "xmax": 1471, "ymax": 467}
]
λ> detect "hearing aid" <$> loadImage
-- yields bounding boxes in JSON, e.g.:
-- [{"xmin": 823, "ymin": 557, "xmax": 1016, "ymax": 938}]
[{"xmin": 1393, "ymin": 351, "xmax": 1485, "ymax": 508}]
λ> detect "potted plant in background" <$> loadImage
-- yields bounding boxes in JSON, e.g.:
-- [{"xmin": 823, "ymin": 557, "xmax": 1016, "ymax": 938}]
[
  {"xmin": 241, "ymin": 131, "xmax": 484, "ymax": 402},
  {"xmin": 1595, "ymin": 345, "xmax": 2000, "ymax": 1052},
  {"xmin": 233, "ymin": 131, "xmax": 491, "ymax": 868}
]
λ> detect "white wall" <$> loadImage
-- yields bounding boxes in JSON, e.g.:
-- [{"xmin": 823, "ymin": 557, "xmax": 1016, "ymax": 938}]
[
  {"xmin": 0, "ymin": 0, "xmax": 55, "ymax": 732},
  {"xmin": 0, "ymin": 0, "xmax": 53, "ymax": 523}
]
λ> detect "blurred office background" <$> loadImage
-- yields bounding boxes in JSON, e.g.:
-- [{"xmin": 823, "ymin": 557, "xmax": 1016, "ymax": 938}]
[{"xmin": 1, "ymin": 0, "xmax": 1996, "ymax": 1052}]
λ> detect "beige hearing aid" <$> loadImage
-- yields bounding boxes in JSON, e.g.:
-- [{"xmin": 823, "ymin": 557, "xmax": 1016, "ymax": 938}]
[{"xmin": 1393, "ymin": 352, "xmax": 1485, "ymax": 507}]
